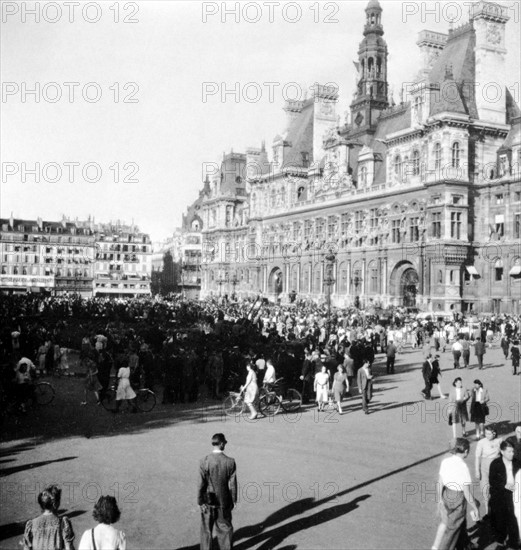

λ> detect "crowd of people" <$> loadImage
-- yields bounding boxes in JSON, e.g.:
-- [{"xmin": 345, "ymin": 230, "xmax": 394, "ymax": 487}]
[{"xmin": 2, "ymin": 292, "xmax": 521, "ymax": 549}]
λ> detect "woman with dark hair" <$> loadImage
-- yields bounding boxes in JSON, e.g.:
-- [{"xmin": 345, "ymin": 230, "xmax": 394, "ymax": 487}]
[
  {"xmin": 432, "ymin": 438, "xmax": 480, "ymax": 550},
  {"xmin": 469, "ymin": 379, "xmax": 490, "ymax": 440},
  {"xmin": 78, "ymin": 496, "xmax": 126, "ymax": 550},
  {"xmin": 448, "ymin": 378, "xmax": 470, "ymax": 439},
  {"xmin": 489, "ymin": 440, "xmax": 521, "ymax": 549},
  {"xmin": 23, "ymin": 485, "xmax": 75, "ymax": 550}
]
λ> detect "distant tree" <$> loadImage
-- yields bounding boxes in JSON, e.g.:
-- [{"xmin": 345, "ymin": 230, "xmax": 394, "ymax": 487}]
[{"xmin": 161, "ymin": 251, "xmax": 176, "ymax": 295}]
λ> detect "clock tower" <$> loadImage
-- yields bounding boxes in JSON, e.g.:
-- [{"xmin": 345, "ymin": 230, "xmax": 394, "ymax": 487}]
[{"xmin": 349, "ymin": 0, "xmax": 389, "ymax": 137}]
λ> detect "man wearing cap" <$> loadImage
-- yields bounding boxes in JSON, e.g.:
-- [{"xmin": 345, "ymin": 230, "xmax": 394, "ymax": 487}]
[{"xmin": 198, "ymin": 433, "xmax": 237, "ymax": 550}]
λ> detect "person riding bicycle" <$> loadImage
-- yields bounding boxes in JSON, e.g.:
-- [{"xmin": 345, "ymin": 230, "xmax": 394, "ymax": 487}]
[
  {"xmin": 14, "ymin": 357, "xmax": 37, "ymax": 412},
  {"xmin": 262, "ymin": 359, "xmax": 277, "ymax": 391}
]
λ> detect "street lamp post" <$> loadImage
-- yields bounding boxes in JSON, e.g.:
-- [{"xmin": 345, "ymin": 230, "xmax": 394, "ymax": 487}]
[{"xmin": 324, "ymin": 250, "xmax": 336, "ymax": 340}]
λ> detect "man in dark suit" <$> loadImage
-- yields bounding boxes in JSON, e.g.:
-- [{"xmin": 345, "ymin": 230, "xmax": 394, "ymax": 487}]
[
  {"xmin": 357, "ymin": 360, "xmax": 373, "ymax": 415},
  {"xmin": 198, "ymin": 433, "xmax": 237, "ymax": 550},
  {"xmin": 473, "ymin": 337, "xmax": 486, "ymax": 369},
  {"xmin": 299, "ymin": 350, "xmax": 314, "ymax": 404},
  {"xmin": 488, "ymin": 440, "xmax": 520, "ymax": 548},
  {"xmin": 421, "ymin": 354, "xmax": 433, "ymax": 400}
]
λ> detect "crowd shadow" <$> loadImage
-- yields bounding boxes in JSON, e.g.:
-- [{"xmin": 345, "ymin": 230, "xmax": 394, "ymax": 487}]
[
  {"xmin": 178, "ymin": 447, "xmax": 449, "ymax": 550},
  {"xmin": 0, "ymin": 456, "xmax": 78, "ymax": 477},
  {"xmin": 0, "ymin": 509, "xmax": 86, "ymax": 542}
]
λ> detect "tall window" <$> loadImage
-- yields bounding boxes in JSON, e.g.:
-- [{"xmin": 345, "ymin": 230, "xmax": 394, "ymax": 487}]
[
  {"xmin": 409, "ymin": 217, "xmax": 420, "ymax": 241},
  {"xmin": 355, "ymin": 211, "xmax": 363, "ymax": 233},
  {"xmin": 434, "ymin": 143, "xmax": 442, "ymax": 171},
  {"xmin": 392, "ymin": 220, "xmax": 401, "ymax": 243},
  {"xmin": 359, "ymin": 166, "xmax": 368, "ymax": 186},
  {"xmin": 304, "ymin": 220, "xmax": 312, "ymax": 240},
  {"xmin": 414, "ymin": 96, "xmax": 423, "ymax": 122},
  {"xmin": 369, "ymin": 209, "xmax": 378, "ymax": 230},
  {"xmin": 515, "ymin": 214, "xmax": 521, "ymax": 239},
  {"xmin": 412, "ymin": 150, "xmax": 420, "ymax": 176},
  {"xmin": 316, "ymin": 219, "xmax": 325, "ymax": 241},
  {"xmin": 450, "ymin": 212, "xmax": 461, "ymax": 239},
  {"xmin": 370, "ymin": 267, "xmax": 378, "ymax": 293},
  {"xmin": 495, "ymin": 215, "xmax": 504, "ymax": 237},
  {"xmin": 394, "ymin": 155, "xmax": 402, "ymax": 180},
  {"xmin": 452, "ymin": 142, "xmax": 460, "ymax": 168},
  {"xmin": 341, "ymin": 213, "xmax": 349, "ymax": 236},
  {"xmin": 432, "ymin": 212, "xmax": 442, "ymax": 238},
  {"xmin": 327, "ymin": 216, "xmax": 337, "ymax": 240}
]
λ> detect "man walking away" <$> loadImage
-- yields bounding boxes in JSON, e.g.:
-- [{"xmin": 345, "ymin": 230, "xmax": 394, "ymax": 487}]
[
  {"xmin": 198, "ymin": 433, "xmax": 237, "ymax": 550},
  {"xmin": 473, "ymin": 337, "xmax": 486, "ymax": 370},
  {"xmin": 386, "ymin": 340, "xmax": 397, "ymax": 374},
  {"xmin": 421, "ymin": 354, "xmax": 433, "ymax": 400},
  {"xmin": 357, "ymin": 360, "xmax": 373, "ymax": 415}
]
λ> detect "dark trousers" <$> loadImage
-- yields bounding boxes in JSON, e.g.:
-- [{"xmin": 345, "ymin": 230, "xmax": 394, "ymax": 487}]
[
  {"xmin": 422, "ymin": 379, "xmax": 432, "ymax": 399},
  {"xmin": 453, "ymin": 350, "xmax": 461, "ymax": 368},
  {"xmin": 301, "ymin": 379, "xmax": 313, "ymax": 403},
  {"xmin": 476, "ymin": 354, "xmax": 484, "ymax": 369},
  {"xmin": 201, "ymin": 507, "xmax": 233, "ymax": 550},
  {"xmin": 360, "ymin": 383, "xmax": 372, "ymax": 412},
  {"xmin": 386, "ymin": 356, "xmax": 395, "ymax": 374},
  {"xmin": 462, "ymin": 350, "xmax": 470, "ymax": 368}
]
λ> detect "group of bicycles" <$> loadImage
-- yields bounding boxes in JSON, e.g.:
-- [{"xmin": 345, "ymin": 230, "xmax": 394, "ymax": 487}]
[{"xmin": 223, "ymin": 378, "xmax": 302, "ymax": 418}]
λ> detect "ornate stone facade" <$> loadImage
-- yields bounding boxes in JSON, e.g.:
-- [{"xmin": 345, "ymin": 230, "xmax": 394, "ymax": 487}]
[{"xmin": 199, "ymin": 0, "xmax": 521, "ymax": 314}]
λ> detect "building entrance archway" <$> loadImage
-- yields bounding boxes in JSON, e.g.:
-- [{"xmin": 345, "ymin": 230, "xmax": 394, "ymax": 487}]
[
  {"xmin": 268, "ymin": 267, "xmax": 283, "ymax": 297},
  {"xmin": 389, "ymin": 261, "xmax": 419, "ymax": 307}
]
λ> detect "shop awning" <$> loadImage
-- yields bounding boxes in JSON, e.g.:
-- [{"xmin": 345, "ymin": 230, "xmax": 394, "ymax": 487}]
[
  {"xmin": 509, "ymin": 266, "xmax": 521, "ymax": 276},
  {"xmin": 465, "ymin": 266, "xmax": 479, "ymax": 276}
]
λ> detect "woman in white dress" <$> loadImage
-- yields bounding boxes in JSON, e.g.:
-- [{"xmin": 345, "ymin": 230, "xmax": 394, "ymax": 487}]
[
  {"xmin": 79, "ymin": 496, "xmax": 126, "ymax": 550},
  {"xmin": 240, "ymin": 363, "xmax": 259, "ymax": 419},
  {"xmin": 114, "ymin": 364, "xmax": 137, "ymax": 413},
  {"xmin": 314, "ymin": 366, "xmax": 330, "ymax": 411}
]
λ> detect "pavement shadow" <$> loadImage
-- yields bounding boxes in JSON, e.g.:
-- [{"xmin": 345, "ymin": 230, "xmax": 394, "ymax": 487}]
[
  {"xmin": 0, "ymin": 509, "xmax": 86, "ymax": 542},
  {"xmin": 0, "ymin": 456, "xmax": 78, "ymax": 477},
  {"xmin": 235, "ymin": 494, "xmax": 371, "ymax": 550}
]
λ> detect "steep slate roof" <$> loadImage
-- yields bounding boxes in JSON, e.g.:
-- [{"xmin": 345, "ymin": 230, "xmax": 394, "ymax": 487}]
[
  {"xmin": 282, "ymin": 98, "xmax": 315, "ymax": 166},
  {"xmin": 499, "ymin": 118, "xmax": 521, "ymax": 150},
  {"xmin": 372, "ymin": 104, "xmax": 412, "ymax": 183},
  {"xmin": 427, "ymin": 24, "xmax": 477, "ymax": 118},
  {"xmin": 506, "ymin": 88, "xmax": 521, "ymax": 123}
]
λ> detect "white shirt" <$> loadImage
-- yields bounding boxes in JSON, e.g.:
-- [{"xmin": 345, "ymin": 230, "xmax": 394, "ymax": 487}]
[
  {"xmin": 263, "ymin": 364, "xmax": 276, "ymax": 384},
  {"xmin": 504, "ymin": 458, "xmax": 515, "ymax": 486},
  {"xmin": 78, "ymin": 524, "xmax": 126, "ymax": 550},
  {"xmin": 439, "ymin": 454, "xmax": 472, "ymax": 491}
]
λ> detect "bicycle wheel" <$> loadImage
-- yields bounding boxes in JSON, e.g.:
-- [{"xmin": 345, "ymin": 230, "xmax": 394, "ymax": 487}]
[
  {"xmin": 34, "ymin": 382, "xmax": 55, "ymax": 405},
  {"xmin": 259, "ymin": 393, "xmax": 281, "ymax": 416},
  {"xmin": 281, "ymin": 388, "xmax": 301, "ymax": 413},
  {"xmin": 136, "ymin": 389, "xmax": 156, "ymax": 412},
  {"xmin": 101, "ymin": 389, "xmax": 117, "ymax": 411},
  {"xmin": 223, "ymin": 394, "xmax": 244, "ymax": 417}
]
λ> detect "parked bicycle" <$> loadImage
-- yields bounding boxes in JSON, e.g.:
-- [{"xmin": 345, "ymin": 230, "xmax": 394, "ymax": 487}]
[{"xmin": 259, "ymin": 378, "xmax": 302, "ymax": 416}]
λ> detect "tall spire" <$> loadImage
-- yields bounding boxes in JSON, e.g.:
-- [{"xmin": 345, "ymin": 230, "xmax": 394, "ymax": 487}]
[{"xmin": 348, "ymin": 0, "xmax": 389, "ymax": 133}]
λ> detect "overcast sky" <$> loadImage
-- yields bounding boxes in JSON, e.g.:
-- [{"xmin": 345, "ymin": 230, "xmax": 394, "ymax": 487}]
[{"xmin": 1, "ymin": 0, "xmax": 519, "ymax": 242}]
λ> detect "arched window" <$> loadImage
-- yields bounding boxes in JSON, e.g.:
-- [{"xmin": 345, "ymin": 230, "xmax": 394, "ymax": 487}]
[
  {"xmin": 13, "ymin": 266, "xmax": 18, "ymax": 275},
  {"xmin": 412, "ymin": 150, "xmax": 420, "ymax": 176},
  {"xmin": 297, "ymin": 186, "xmax": 305, "ymax": 200},
  {"xmin": 394, "ymin": 155, "xmax": 402, "ymax": 180},
  {"xmin": 452, "ymin": 142, "xmax": 460, "ymax": 168},
  {"xmin": 434, "ymin": 143, "xmax": 442, "ymax": 171},
  {"xmin": 438, "ymin": 270, "xmax": 443, "ymax": 284},
  {"xmin": 359, "ymin": 166, "xmax": 368, "ymax": 186}
]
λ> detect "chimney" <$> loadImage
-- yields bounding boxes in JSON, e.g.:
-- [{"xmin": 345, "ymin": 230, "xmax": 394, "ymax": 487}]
[{"xmin": 416, "ymin": 30, "xmax": 448, "ymax": 78}]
